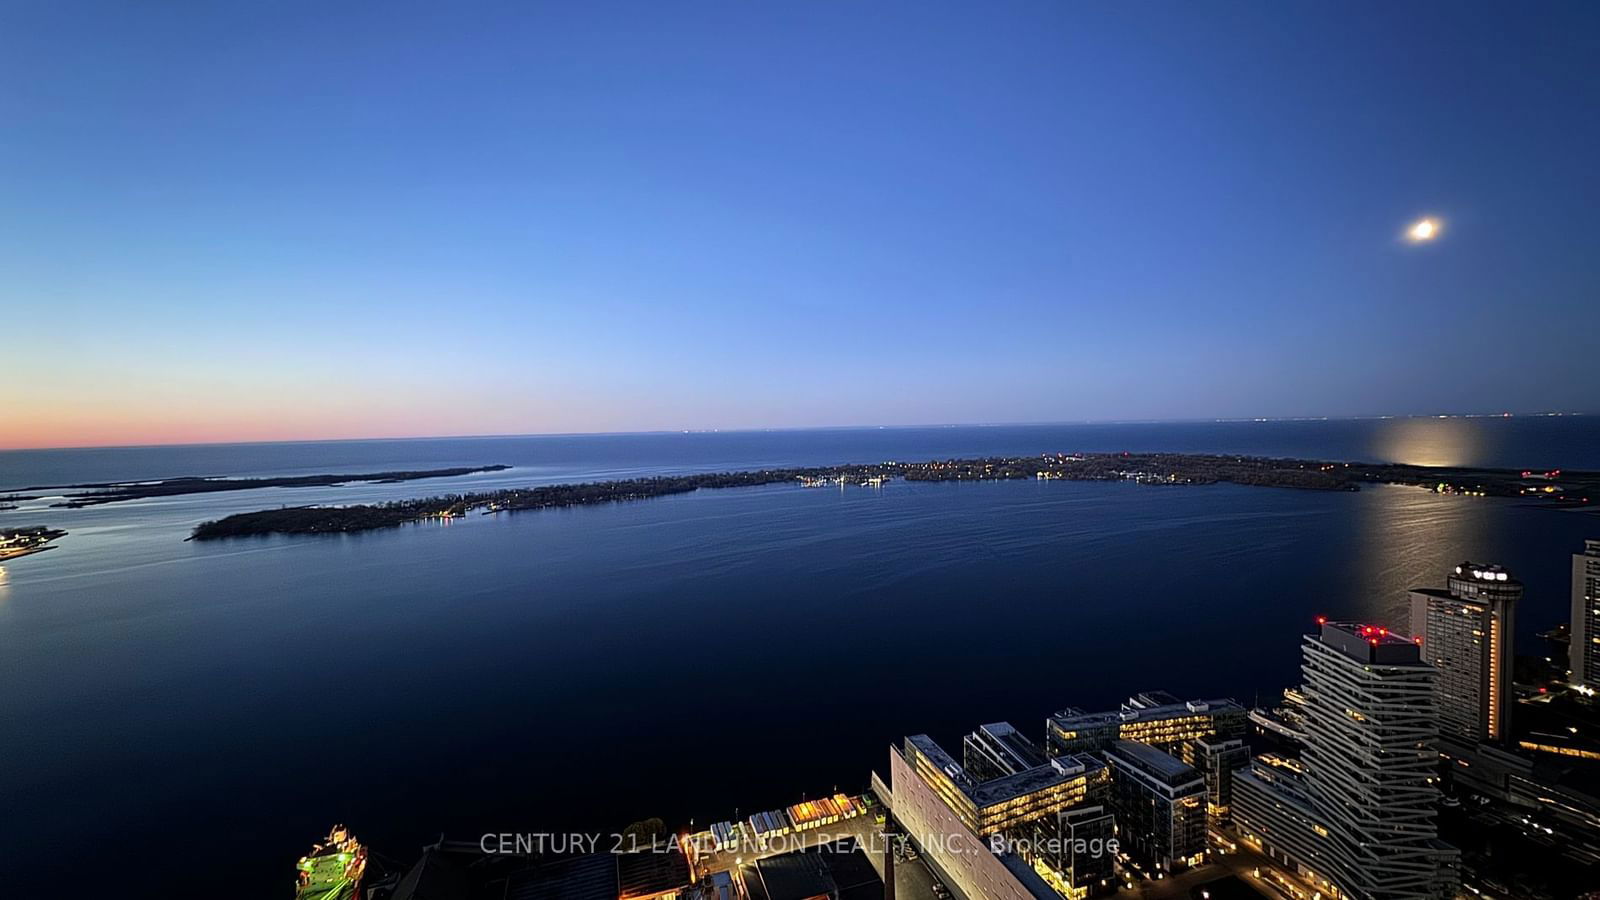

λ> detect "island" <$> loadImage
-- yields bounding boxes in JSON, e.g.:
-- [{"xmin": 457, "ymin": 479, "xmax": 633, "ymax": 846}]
[
  {"xmin": 0, "ymin": 526, "xmax": 68, "ymax": 561},
  {"xmin": 188, "ymin": 452, "xmax": 1599, "ymax": 540},
  {"xmin": 20, "ymin": 465, "xmax": 513, "ymax": 508}
]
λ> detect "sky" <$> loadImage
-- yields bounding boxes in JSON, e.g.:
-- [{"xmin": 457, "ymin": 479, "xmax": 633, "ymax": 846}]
[{"xmin": 3, "ymin": 2, "xmax": 1598, "ymax": 449}]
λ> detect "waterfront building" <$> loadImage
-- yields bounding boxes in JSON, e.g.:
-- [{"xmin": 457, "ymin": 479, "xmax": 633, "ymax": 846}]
[
  {"xmin": 1233, "ymin": 622, "xmax": 1458, "ymax": 900},
  {"xmin": 964, "ymin": 722, "xmax": 1048, "ymax": 782},
  {"xmin": 889, "ymin": 727, "xmax": 1113, "ymax": 900},
  {"xmin": 1409, "ymin": 561, "xmax": 1520, "ymax": 744},
  {"xmin": 964, "ymin": 724, "xmax": 1115, "ymax": 897},
  {"xmin": 1123, "ymin": 690, "xmax": 1183, "ymax": 710},
  {"xmin": 1103, "ymin": 740, "xmax": 1206, "ymax": 874},
  {"xmin": 1180, "ymin": 736, "xmax": 1250, "ymax": 829},
  {"xmin": 1046, "ymin": 696, "xmax": 1246, "ymax": 758},
  {"xmin": 1574, "ymin": 540, "xmax": 1600, "ymax": 692}
]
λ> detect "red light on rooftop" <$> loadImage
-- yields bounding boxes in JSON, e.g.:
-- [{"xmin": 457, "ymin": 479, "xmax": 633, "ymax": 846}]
[
  {"xmin": 1369, "ymin": 638, "xmax": 1379, "ymax": 646},
  {"xmin": 1539, "ymin": 686, "xmax": 1549, "ymax": 694},
  {"xmin": 1315, "ymin": 616, "xmax": 1328, "ymax": 626},
  {"xmin": 1414, "ymin": 637, "xmax": 1423, "ymax": 645},
  {"xmin": 1379, "ymin": 627, "xmax": 1388, "ymax": 636}
]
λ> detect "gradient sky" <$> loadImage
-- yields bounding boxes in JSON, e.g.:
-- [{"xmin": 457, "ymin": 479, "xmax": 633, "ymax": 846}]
[{"xmin": 3, "ymin": 2, "xmax": 1598, "ymax": 449}]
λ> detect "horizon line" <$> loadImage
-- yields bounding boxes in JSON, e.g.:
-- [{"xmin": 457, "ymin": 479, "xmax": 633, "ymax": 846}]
[{"xmin": 1, "ymin": 409, "xmax": 1588, "ymax": 453}]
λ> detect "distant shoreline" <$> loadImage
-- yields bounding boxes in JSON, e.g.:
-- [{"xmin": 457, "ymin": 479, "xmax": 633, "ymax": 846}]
[
  {"xmin": 188, "ymin": 453, "xmax": 1599, "ymax": 541},
  {"xmin": 20, "ymin": 465, "xmax": 512, "ymax": 508}
]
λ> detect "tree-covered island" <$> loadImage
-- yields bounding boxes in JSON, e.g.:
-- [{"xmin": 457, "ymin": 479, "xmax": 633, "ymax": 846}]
[{"xmin": 188, "ymin": 453, "xmax": 1598, "ymax": 540}]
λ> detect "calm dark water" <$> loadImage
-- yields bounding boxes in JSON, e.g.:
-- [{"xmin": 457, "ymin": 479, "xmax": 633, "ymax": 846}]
[{"xmin": 1, "ymin": 418, "xmax": 1596, "ymax": 897}]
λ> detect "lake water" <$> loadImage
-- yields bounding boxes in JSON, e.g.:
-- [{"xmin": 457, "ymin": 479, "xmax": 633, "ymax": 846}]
[{"xmin": 1, "ymin": 418, "xmax": 1596, "ymax": 897}]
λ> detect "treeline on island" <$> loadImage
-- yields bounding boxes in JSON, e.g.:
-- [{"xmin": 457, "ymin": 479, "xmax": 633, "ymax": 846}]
[
  {"xmin": 896, "ymin": 454, "xmax": 1359, "ymax": 490},
  {"xmin": 30, "ymin": 465, "xmax": 512, "ymax": 508},
  {"xmin": 187, "ymin": 452, "xmax": 1599, "ymax": 541},
  {"xmin": 189, "ymin": 470, "xmax": 837, "ymax": 539}
]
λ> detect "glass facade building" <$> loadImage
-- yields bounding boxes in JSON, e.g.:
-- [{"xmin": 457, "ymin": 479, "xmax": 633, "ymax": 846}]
[
  {"xmin": 1181, "ymin": 735, "xmax": 1250, "ymax": 829},
  {"xmin": 1103, "ymin": 739, "xmax": 1206, "ymax": 874}
]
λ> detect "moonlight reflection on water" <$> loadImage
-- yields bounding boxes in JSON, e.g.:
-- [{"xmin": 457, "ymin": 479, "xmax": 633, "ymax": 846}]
[
  {"xmin": 1376, "ymin": 417, "xmax": 1477, "ymax": 468},
  {"xmin": 1354, "ymin": 484, "xmax": 1491, "ymax": 628}
]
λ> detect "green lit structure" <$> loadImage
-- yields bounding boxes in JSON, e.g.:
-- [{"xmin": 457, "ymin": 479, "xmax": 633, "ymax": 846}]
[{"xmin": 295, "ymin": 826, "xmax": 366, "ymax": 900}]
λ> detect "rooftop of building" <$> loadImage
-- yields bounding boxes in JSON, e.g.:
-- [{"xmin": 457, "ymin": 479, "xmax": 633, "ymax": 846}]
[
  {"xmin": 815, "ymin": 842, "xmax": 883, "ymax": 900},
  {"xmin": 617, "ymin": 848, "xmax": 691, "ymax": 899},
  {"xmin": 1049, "ymin": 696, "xmax": 1244, "ymax": 729},
  {"xmin": 1318, "ymin": 619, "xmax": 1414, "ymax": 644},
  {"xmin": 503, "ymin": 854, "xmax": 618, "ymax": 900},
  {"xmin": 1189, "ymin": 734, "xmax": 1249, "ymax": 751},
  {"xmin": 1315, "ymin": 621, "xmax": 1426, "ymax": 666},
  {"xmin": 755, "ymin": 851, "xmax": 834, "ymax": 900},
  {"xmin": 1406, "ymin": 565, "xmax": 1523, "ymax": 616},
  {"xmin": 970, "ymin": 755, "xmax": 1100, "ymax": 806},
  {"xmin": 1125, "ymin": 690, "xmax": 1183, "ymax": 709},
  {"xmin": 907, "ymin": 733, "xmax": 1102, "ymax": 806},
  {"xmin": 1105, "ymin": 739, "xmax": 1202, "ymax": 782},
  {"xmin": 973, "ymin": 722, "xmax": 1048, "ymax": 769},
  {"xmin": 387, "ymin": 846, "xmax": 620, "ymax": 900},
  {"xmin": 907, "ymin": 733, "xmax": 972, "ymax": 784},
  {"xmin": 1450, "ymin": 561, "xmax": 1522, "ymax": 586},
  {"xmin": 752, "ymin": 841, "xmax": 883, "ymax": 900}
]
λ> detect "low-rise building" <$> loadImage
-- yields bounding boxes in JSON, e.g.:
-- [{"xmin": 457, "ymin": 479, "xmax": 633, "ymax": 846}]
[
  {"xmin": 1181, "ymin": 735, "xmax": 1250, "ymax": 829},
  {"xmin": 965, "ymin": 722, "xmax": 1048, "ymax": 782},
  {"xmin": 1103, "ymin": 740, "xmax": 1206, "ymax": 874},
  {"xmin": 1046, "ymin": 697, "xmax": 1246, "ymax": 757},
  {"xmin": 889, "ymin": 727, "xmax": 1113, "ymax": 900}
]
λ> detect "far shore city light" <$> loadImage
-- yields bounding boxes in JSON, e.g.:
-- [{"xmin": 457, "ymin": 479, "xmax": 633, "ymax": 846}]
[{"xmin": 1407, "ymin": 217, "xmax": 1441, "ymax": 242}]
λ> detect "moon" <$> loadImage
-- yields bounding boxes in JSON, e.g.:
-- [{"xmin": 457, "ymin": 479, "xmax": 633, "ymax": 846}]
[{"xmin": 1407, "ymin": 218, "xmax": 1440, "ymax": 242}]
